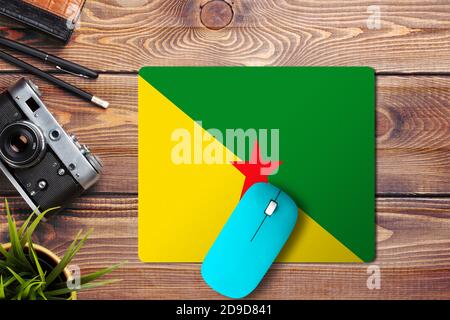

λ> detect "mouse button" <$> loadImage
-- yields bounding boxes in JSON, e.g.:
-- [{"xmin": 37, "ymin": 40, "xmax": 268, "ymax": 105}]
[
  {"xmin": 262, "ymin": 194, "xmax": 297, "ymax": 229},
  {"xmin": 264, "ymin": 200, "xmax": 278, "ymax": 216}
]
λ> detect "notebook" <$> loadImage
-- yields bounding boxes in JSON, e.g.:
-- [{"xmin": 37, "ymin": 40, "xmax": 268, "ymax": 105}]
[
  {"xmin": 0, "ymin": 0, "xmax": 86, "ymax": 42},
  {"xmin": 138, "ymin": 67, "xmax": 376, "ymax": 263}
]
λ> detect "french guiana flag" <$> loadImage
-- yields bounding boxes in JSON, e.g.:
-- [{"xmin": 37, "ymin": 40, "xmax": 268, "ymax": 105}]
[{"xmin": 138, "ymin": 67, "xmax": 375, "ymax": 263}]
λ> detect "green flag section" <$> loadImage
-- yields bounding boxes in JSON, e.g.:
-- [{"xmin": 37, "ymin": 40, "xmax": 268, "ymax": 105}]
[{"xmin": 138, "ymin": 67, "xmax": 375, "ymax": 263}]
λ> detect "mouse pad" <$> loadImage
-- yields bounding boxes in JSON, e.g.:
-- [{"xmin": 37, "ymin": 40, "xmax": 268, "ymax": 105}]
[{"xmin": 138, "ymin": 67, "xmax": 375, "ymax": 263}]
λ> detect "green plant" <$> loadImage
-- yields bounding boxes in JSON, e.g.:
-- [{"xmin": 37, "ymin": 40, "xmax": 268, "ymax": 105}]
[{"xmin": 0, "ymin": 200, "xmax": 123, "ymax": 300}]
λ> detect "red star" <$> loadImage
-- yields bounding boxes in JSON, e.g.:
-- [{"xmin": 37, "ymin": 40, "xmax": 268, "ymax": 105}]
[{"xmin": 232, "ymin": 140, "xmax": 282, "ymax": 198}]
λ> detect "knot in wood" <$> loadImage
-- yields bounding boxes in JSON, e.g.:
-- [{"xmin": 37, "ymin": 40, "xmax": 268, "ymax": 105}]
[{"xmin": 200, "ymin": 0, "xmax": 234, "ymax": 30}]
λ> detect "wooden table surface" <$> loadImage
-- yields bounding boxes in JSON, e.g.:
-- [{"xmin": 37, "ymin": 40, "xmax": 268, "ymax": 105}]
[{"xmin": 0, "ymin": 0, "xmax": 449, "ymax": 300}]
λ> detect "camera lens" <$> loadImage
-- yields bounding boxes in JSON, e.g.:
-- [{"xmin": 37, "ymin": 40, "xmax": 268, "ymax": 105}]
[
  {"xmin": 0, "ymin": 121, "xmax": 46, "ymax": 168},
  {"xmin": 10, "ymin": 134, "xmax": 29, "ymax": 153}
]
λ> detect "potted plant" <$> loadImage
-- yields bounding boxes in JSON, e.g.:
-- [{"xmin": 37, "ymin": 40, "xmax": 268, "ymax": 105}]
[{"xmin": 0, "ymin": 200, "xmax": 122, "ymax": 300}]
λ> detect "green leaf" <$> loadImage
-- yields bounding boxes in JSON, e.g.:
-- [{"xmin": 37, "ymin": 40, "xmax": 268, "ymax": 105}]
[
  {"xmin": 29, "ymin": 288, "xmax": 37, "ymax": 300},
  {"xmin": 0, "ymin": 276, "xmax": 5, "ymax": 299},
  {"xmin": 52, "ymin": 261, "xmax": 126, "ymax": 290},
  {"xmin": 28, "ymin": 240, "xmax": 45, "ymax": 282},
  {"xmin": 0, "ymin": 243, "xmax": 28, "ymax": 271},
  {"xmin": 0, "ymin": 243, "xmax": 10, "ymax": 259},
  {"xmin": 22, "ymin": 278, "xmax": 43, "ymax": 299},
  {"xmin": 45, "ymin": 279, "xmax": 120, "ymax": 296},
  {"xmin": 3, "ymin": 276, "xmax": 16, "ymax": 288},
  {"xmin": 5, "ymin": 255, "xmax": 30, "ymax": 273},
  {"xmin": 37, "ymin": 287, "xmax": 47, "ymax": 300},
  {"xmin": 80, "ymin": 262, "xmax": 125, "ymax": 285},
  {"xmin": 27, "ymin": 280, "xmax": 46, "ymax": 300},
  {"xmin": 6, "ymin": 267, "xmax": 26, "ymax": 286},
  {"xmin": 1, "ymin": 276, "xmax": 18, "ymax": 300},
  {"xmin": 20, "ymin": 206, "xmax": 58, "ymax": 247},
  {"xmin": 45, "ymin": 229, "xmax": 92, "ymax": 288},
  {"xmin": 5, "ymin": 201, "xmax": 31, "ymax": 271},
  {"xmin": 17, "ymin": 210, "xmax": 36, "ymax": 239}
]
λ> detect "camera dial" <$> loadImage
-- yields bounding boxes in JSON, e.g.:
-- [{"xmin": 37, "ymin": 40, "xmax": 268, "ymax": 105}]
[
  {"xmin": 81, "ymin": 144, "xmax": 103, "ymax": 173},
  {"xmin": 26, "ymin": 80, "xmax": 42, "ymax": 97},
  {"xmin": 0, "ymin": 121, "xmax": 46, "ymax": 168},
  {"xmin": 86, "ymin": 153, "xmax": 103, "ymax": 174},
  {"xmin": 70, "ymin": 134, "xmax": 82, "ymax": 149},
  {"xmin": 69, "ymin": 134, "xmax": 103, "ymax": 173}
]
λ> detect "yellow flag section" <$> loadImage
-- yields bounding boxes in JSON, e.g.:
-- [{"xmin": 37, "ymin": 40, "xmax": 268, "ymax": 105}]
[
  {"xmin": 138, "ymin": 77, "xmax": 244, "ymax": 262},
  {"xmin": 277, "ymin": 210, "xmax": 362, "ymax": 262},
  {"xmin": 138, "ymin": 77, "xmax": 362, "ymax": 263}
]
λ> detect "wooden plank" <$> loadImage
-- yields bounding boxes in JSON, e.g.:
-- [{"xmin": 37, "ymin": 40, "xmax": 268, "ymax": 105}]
[
  {"xmin": 0, "ymin": 0, "xmax": 449, "ymax": 73},
  {"xmin": 0, "ymin": 74, "xmax": 448, "ymax": 195},
  {"xmin": 0, "ymin": 196, "xmax": 448, "ymax": 299},
  {"xmin": 376, "ymin": 76, "xmax": 450, "ymax": 194}
]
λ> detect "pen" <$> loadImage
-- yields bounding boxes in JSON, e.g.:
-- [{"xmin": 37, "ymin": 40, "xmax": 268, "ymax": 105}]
[
  {"xmin": 0, "ymin": 36, "xmax": 98, "ymax": 79},
  {"xmin": 0, "ymin": 50, "xmax": 109, "ymax": 109}
]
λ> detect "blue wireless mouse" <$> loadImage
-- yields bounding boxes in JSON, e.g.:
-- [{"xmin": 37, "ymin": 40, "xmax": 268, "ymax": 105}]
[{"xmin": 201, "ymin": 182, "xmax": 298, "ymax": 299}]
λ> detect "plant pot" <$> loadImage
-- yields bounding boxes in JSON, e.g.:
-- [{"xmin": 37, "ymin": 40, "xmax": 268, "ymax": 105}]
[{"xmin": 1, "ymin": 243, "xmax": 77, "ymax": 300}]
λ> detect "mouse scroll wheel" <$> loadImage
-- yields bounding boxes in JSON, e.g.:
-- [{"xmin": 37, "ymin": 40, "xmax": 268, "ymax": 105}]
[{"xmin": 265, "ymin": 200, "xmax": 278, "ymax": 216}]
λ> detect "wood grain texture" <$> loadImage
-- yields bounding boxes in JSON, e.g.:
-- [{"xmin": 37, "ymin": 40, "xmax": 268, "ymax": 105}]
[
  {"xmin": 0, "ymin": 74, "xmax": 447, "ymax": 195},
  {"xmin": 0, "ymin": 196, "xmax": 448, "ymax": 300},
  {"xmin": 376, "ymin": 76, "xmax": 450, "ymax": 194},
  {"xmin": 0, "ymin": 0, "xmax": 449, "ymax": 72}
]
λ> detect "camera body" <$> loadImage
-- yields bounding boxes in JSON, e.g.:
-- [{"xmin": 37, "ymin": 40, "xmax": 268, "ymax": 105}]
[{"xmin": 0, "ymin": 78, "xmax": 102, "ymax": 213}]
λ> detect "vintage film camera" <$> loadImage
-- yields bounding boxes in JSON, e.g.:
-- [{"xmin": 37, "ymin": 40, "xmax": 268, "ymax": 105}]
[{"xmin": 0, "ymin": 78, "xmax": 102, "ymax": 213}]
